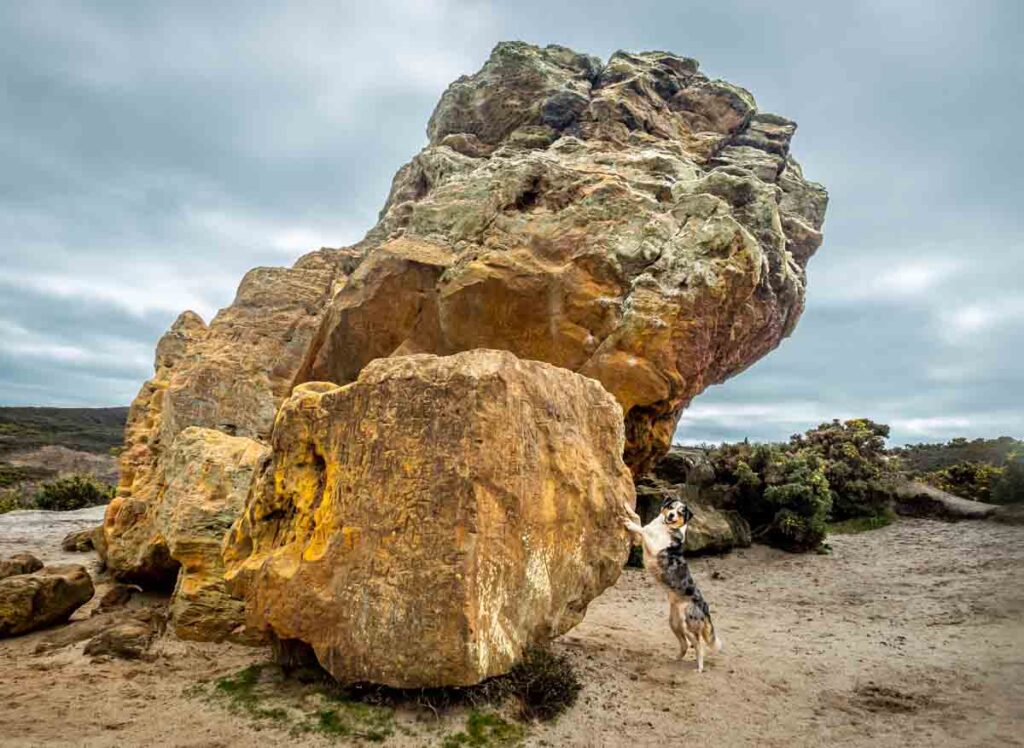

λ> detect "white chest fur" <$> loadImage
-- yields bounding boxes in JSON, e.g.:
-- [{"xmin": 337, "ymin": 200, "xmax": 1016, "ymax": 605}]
[{"xmin": 637, "ymin": 516, "xmax": 685, "ymax": 579}]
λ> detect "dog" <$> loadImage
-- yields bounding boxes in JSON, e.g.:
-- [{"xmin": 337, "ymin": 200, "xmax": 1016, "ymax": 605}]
[{"xmin": 623, "ymin": 497, "xmax": 722, "ymax": 672}]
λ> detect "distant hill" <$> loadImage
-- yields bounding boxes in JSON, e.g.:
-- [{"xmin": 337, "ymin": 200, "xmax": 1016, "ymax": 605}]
[
  {"xmin": 892, "ymin": 436, "xmax": 1023, "ymax": 474},
  {"xmin": 0, "ymin": 406, "xmax": 128, "ymax": 457}
]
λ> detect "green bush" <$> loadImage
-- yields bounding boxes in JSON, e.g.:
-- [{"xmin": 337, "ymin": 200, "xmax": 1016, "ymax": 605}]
[
  {"xmin": 790, "ymin": 419, "xmax": 898, "ymax": 521},
  {"xmin": 922, "ymin": 461, "xmax": 1004, "ymax": 503},
  {"xmin": 992, "ymin": 453, "xmax": 1024, "ymax": 504},
  {"xmin": 33, "ymin": 475, "xmax": 114, "ymax": 511},
  {"xmin": 710, "ymin": 442, "xmax": 832, "ymax": 552},
  {"xmin": 0, "ymin": 492, "xmax": 20, "ymax": 514},
  {"xmin": 701, "ymin": 418, "xmax": 899, "ymax": 552}
]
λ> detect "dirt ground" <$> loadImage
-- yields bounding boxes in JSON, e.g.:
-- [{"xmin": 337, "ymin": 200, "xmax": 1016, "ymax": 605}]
[{"xmin": 1, "ymin": 511, "xmax": 1021, "ymax": 747}]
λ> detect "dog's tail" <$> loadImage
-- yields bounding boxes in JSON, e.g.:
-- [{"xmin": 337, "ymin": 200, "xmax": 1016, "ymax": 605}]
[{"xmin": 704, "ymin": 616, "xmax": 723, "ymax": 655}]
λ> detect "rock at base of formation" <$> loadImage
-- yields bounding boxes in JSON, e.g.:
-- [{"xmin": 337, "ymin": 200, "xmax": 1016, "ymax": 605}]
[
  {"xmin": 105, "ymin": 427, "xmax": 268, "ymax": 641},
  {"xmin": 0, "ymin": 564, "xmax": 94, "ymax": 637},
  {"xmin": 224, "ymin": 350, "xmax": 634, "ymax": 687},
  {"xmin": 160, "ymin": 428, "xmax": 268, "ymax": 642},
  {"xmin": 101, "ymin": 248, "xmax": 362, "ymax": 587}
]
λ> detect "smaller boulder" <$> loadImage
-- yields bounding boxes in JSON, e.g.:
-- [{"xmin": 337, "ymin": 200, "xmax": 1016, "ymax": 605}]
[
  {"xmin": 96, "ymin": 583, "xmax": 141, "ymax": 612},
  {"xmin": 83, "ymin": 619, "xmax": 155, "ymax": 660},
  {"xmin": 62, "ymin": 528, "xmax": 97, "ymax": 552},
  {"xmin": 35, "ymin": 605, "xmax": 165, "ymax": 654},
  {"xmin": 0, "ymin": 564, "xmax": 94, "ymax": 637},
  {"xmin": 651, "ymin": 447, "xmax": 717, "ymax": 487},
  {"xmin": 0, "ymin": 552, "xmax": 43, "ymax": 580}
]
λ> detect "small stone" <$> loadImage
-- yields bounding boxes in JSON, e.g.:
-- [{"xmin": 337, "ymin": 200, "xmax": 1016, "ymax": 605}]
[
  {"xmin": 0, "ymin": 552, "xmax": 43, "ymax": 580},
  {"xmin": 61, "ymin": 528, "xmax": 96, "ymax": 552},
  {"xmin": 84, "ymin": 620, "xmax": 155, "ymax": 660}
]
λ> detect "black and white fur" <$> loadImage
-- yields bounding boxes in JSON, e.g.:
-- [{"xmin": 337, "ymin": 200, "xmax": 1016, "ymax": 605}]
[{"xmin": 624, "ymin": 498, "xmax": 723, "ymax": 672}]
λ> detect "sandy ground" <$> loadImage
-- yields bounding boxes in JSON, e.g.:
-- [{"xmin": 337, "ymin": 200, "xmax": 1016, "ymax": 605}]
[{"xmin": 0, "ymin": 511, "xmax": 1022, "ymax": 747}]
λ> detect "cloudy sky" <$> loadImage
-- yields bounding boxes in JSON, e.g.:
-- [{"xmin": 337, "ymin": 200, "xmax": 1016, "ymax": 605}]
[{"xmin": 1, "ymin": 0, "xmax": 1020, "ymax": 446}]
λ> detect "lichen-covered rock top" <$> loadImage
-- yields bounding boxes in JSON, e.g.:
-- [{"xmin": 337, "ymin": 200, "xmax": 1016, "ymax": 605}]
[
  {"xmin": 223, "ymin": 350, "xmax": 634, "ymax": 687},
  {"xmin": 307, "ymin": 41, "xmax": 828, "ymax": 473}
]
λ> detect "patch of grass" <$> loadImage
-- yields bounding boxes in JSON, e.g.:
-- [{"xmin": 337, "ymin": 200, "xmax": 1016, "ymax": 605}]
[
  {"xmin": 828, "ymin": 510, "xmax": 895, "ymax": 535},
  {"xmin": 191, "ymin": 647, "xmax": 577, "ymax": 743},
  {"xmin": 310, "ymin": 701, "xmax": 394, "ymax": 742},
  {"xmin": 441, "ymin": 711, "xmax": 525, "ymax": 747},
  {"xmin": 198, "ymin": 663, "xmax": 395, "ymax": 741}
]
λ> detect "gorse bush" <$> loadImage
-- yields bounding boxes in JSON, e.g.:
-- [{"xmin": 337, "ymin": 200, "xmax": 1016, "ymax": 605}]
[
  {"xmin": 922, "ymin": 461, "xmax": 1005, "ymax": 503},
  {"xmin": 991, "ymin": 452, "xmax": 1024, "ymax": 504},
  {"xmin": 33, "ymin": 475, "xmax": 114, "ymax": 511},
  {"xmin": 701, "ymin": 418, "xmax": 899, "ymax": 552},
  {"xmin": 710, "ymin": 443, "xmax": 831, "ymax": 552},
  {"xmin": 792, "ymin": 419, "xmax": 897, "ymax": 521}
]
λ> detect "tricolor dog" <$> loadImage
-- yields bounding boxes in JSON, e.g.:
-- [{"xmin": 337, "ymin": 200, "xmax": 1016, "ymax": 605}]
[{"xmin": 624, "ymin": 498, "xmax": 722, "ymax": 672}]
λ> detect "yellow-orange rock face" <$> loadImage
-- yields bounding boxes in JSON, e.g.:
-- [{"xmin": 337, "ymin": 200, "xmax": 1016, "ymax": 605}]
[
  {"xmin": 102, "ymin": 249, "xmax": 361, "ymax": 585},
  {"xmin": 224, "ymin": 350, "xmax": 634, "ymax": 686},
  {"xmin": 158, "ymin": 427, "xmax": 269, "ymax": 642}
]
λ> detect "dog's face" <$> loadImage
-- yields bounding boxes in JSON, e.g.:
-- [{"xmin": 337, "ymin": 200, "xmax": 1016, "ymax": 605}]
[{"xmin": 660, "ymin": 498, "xmax": 693, "ymax": 529}]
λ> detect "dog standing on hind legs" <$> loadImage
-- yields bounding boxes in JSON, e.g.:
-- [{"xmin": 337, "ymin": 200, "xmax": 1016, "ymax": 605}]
[{"xmin": 623, "ymin": 498, "xmax": 723, "ymax": 672}]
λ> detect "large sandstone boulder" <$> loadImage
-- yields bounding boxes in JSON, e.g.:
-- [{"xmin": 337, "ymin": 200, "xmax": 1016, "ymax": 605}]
[
  {"xmin": 0, "ymin": 564, "xmax": 94, "ymax": 637},
  {"xmin": 223, "ymin": 350, "xmax": 634, "ymax": 687}
]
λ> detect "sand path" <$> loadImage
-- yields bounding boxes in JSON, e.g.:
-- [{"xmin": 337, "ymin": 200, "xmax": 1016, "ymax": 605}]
[{"xmin": 0, "ymin": 513, "xmax": 1021, "ymax": 746}]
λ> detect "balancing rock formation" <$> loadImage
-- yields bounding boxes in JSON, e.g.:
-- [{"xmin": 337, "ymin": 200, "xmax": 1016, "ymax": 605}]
[
  {"xmin": 101, "ymin": 42, "xmax": 828, "ymax": 657},
  {"xmin": 223, "ymin": 350, "xmax": 633, "ymax": 686}
]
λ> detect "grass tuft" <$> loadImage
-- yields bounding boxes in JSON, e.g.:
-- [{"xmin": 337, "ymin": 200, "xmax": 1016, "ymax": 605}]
[
  {"xmin": 441, "ymin": 711, "xmax": 525, "ymax": 747},
  {"xmin": 828, "ymin": 510, "xmax": 895, "ymax": 535}
]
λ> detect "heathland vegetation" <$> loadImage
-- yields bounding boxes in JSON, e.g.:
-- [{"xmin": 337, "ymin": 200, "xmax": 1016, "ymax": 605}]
[{"xmin": 0, "ymin": 406, "xmax": 126, "ymax": 513}]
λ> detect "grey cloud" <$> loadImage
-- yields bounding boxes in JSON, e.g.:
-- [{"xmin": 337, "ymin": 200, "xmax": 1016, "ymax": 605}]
[{"xmin": 0, "ymin": 0, "xmax": 1020, "ymax": 446}]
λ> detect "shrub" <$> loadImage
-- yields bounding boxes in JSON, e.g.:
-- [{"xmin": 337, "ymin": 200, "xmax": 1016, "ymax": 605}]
[
  {"xmin": 992, "ymin": 452, "xmax": 1024, "ymax": 504},
  {"xmin": 791, "ymin": 419, "xmax": 898, "ymax": 521},
  {"xmin": 710, "ymin": 442, "xmax": 832, "ymax": 552},
  {"xmin": 33, "ymin": 475, "xmax": 114, "ymax": 511},
  {"xmin": 0, "ymin": 492, "xmax": 20, "ymax": 514},
  {"xmin": 922, "ymin": 461, "xmax": 1004, "ymax": 503}
]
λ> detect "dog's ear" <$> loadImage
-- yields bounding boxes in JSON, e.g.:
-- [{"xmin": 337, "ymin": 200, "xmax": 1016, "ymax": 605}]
[
  {"xmin": 683, "ymin": 504, "xmax": 694, "ymax": 523},
  {"xmin": 659, "ymin": 496, "xmax": 675, "ymax": 511}
]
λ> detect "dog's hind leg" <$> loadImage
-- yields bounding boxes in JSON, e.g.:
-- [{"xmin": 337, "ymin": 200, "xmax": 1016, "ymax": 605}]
[
  {"xmin": 694, "ymin": 634, "xmax": 706, "ymax": 673},
  {"xmin": 668, "ymin": 600, "xmax": 689, "ymax": 660}
]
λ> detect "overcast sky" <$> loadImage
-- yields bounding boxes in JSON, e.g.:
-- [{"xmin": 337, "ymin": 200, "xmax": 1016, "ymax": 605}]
[{"xmin": 1, "ymin": 0, "xmax": 1021, "ymax": 446}]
